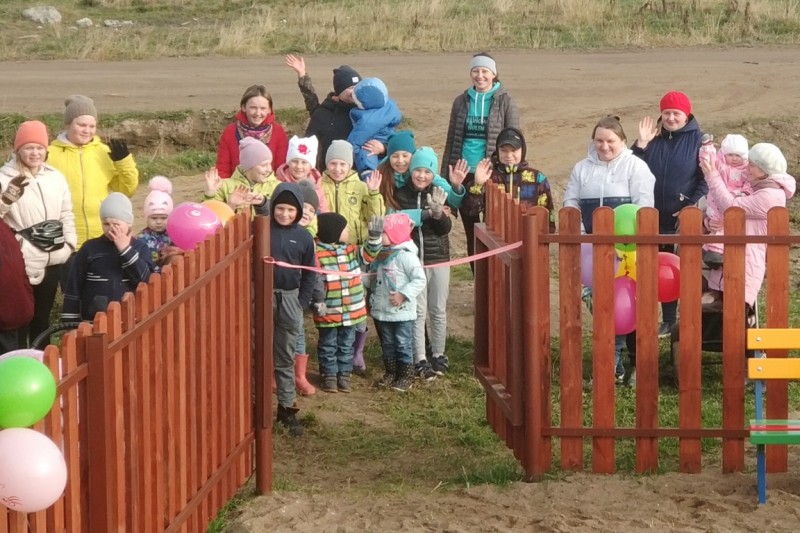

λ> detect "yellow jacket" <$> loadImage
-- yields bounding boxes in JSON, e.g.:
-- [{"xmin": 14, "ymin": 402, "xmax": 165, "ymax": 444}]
[
  {"xmin": 203, "ymin": 167, "xmax": 280, "ymax": 220},
  {"xmin": 321, "ymin": 170, "xmax": 385, "ymax": 245},
  {"xmin": 48, "ymin": 134, "xmax": 139, "ymax": 247}
]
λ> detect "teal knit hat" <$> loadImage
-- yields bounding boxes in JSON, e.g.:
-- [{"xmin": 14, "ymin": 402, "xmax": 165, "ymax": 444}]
[
  {"xmin": 410, "ymin": 146, "xmax": 438, "ymax": 174},
  {"xmin": 387, "ymin": 131, "xmax": 416, "ymax": 157}
]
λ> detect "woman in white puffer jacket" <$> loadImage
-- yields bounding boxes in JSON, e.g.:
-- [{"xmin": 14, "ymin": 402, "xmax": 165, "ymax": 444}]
[{"xmin": 0, "ymin": 120, "xmax": 77, "ymax": 346}]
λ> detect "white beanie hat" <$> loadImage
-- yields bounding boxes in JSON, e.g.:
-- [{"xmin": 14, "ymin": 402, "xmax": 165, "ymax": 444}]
[
  {"xmin": 286, "ymin": 135, "xmax": 318, "ymax": 167},
  {"xmin": 748, "ymin": 143, "xmax": 787, "ymax": 176},
  {"xmin": 720, "ymin": 134, "xmax": 749, "ymax": 158}
]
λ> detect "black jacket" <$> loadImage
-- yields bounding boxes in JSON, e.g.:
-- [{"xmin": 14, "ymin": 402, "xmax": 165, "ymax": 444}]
[
  {"xmin": 394, "ymin": 182, "xmax": 452, "ymax": 265},
  {"xmin": 298, "ymin": 75, "xmax": 356, "ymax": 170}
]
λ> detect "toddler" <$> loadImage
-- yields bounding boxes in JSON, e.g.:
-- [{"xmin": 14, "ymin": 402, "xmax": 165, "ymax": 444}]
[
  {"xmin": 137, "ymin": 176, "xmax": 179, "ymax": 268},
  {"xmin": 314, "ymin": 212, "xmax": 382, "ymax": 393},
  {"xmin": 700, "ymin": 133, "xmax": 751, "ymax": 269},
  {"xmin": 364, "ymin": 213, "xmax": 427, "ymax": 392},
  {"xmin": 348, "ymin": 78, "xmax": 402, "ymax": 179}
]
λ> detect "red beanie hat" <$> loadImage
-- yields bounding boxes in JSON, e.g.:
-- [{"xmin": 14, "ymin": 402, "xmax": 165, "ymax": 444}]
[
  {"xmin": 14, "ymin": 120, "xmax": 49, "ymax": 151},
  {"xmin": 660, "ymin": 91, "xmax": 692, "ymax": 116}
]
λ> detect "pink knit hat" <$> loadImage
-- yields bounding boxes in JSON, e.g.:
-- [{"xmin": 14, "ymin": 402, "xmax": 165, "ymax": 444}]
[
  {"xmin": 239, "ymin": 137, "xmax": 272, "ymax": 171},
  {"xmin": 143, "ymin": 176, "xmax": 174, "ymax": 218},
  {"xmin": 383, "ymin": 213, "xmax": 413, "ymax": 245}
]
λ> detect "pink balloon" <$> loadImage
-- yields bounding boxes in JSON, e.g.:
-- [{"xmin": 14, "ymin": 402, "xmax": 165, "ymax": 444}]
[
  {"xmin": 657, "ymin": 252, "xmax": 681, "ymax": 302},
  {"xmin": 0, "ymin": 428, "xmax": 67, "ymax": 513},
  {"xmin": 0, "ymin": 349, "xmax": 44, "ymax": 363},
  {"xmin": 166, "ymin": 203, "xmax": 222, "ymax": 251},
  {"xmin": 614, "ymin": 276, "xmax": 637, "ymax": 335}
]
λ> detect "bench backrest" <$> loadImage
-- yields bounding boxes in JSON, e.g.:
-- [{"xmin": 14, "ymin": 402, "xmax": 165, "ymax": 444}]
[{"xmin": 747, "ymin": 329, "xmax": 800, "ymax": 381}]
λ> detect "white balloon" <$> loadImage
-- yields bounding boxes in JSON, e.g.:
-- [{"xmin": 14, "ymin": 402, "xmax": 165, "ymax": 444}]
[
  {"xmin": 0, "ymin": 428, "xmax": 67, "ymax": 513},
  {"xmin": 0, "ymin": 349, "xmax": 44, "ymax": 363}
]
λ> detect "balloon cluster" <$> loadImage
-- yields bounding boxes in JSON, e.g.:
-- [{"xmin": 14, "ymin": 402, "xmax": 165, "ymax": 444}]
[
  {"xmin": 0, "ymin": 351, "xmax": 67, "ymax": 513},
  {"xmin": 167, "ymin": 201, "xmax": 231, "ymax": 251},
  {"xmin": 579, "ymin": 204, "xmax": 681, "ymax": 335}
]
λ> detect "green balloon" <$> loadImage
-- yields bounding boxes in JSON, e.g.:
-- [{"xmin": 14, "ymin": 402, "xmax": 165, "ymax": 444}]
[
  {"xmin": 0, "ymin": 356, "xmax": 57, "ymax": 428},
  {"xmin": 613, "ymin": 204, "xmax": 640, "ymax": 252}
]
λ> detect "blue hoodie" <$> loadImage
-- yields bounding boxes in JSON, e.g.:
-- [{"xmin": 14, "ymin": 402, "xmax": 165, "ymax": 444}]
[
  {"xmin": 461, "ymin": 82, "xmax": 500, "ymax": 170},
  {"xmin": 348, "ymin": 78, "xmax": 402, "ymax": 177}
]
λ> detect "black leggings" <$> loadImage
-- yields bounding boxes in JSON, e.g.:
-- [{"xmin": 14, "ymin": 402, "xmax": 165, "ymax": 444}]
[{"xmin": 18, "ymin": 264, "xmax": 62, "ymax": 348}]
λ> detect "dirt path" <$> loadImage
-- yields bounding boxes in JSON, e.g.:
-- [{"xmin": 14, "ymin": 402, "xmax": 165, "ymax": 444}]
[{"xmin": 7, "ymin": 47, "xmax": 800, "ymax": 531}]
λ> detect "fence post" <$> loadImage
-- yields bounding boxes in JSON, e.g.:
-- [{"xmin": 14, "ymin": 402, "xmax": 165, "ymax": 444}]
[
  {"xmin": 253, "ymin": 215, "xmax": 273, "ymax": 493},
  {"xmin": 86, "ymin": 332, "xmax": 123, "ymax": 532}
]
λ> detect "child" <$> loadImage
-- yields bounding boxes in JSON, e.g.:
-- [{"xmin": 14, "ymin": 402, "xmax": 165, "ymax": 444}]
[
  {"xmin": 467, "ymin": 127, "xmax": 556, "ymax": 232},
  {"xmin": 700, "ymin": 133, "xmax": 751, "ymax": 269},
  {"xmin": 378, "ymin": 130, "xmax": 467, "ymax": 215},
  {"xmin": 314, "ymin": 212, "xmax": 382, "ymax": 393},
  {"xmin": 62, "ymin": 193, "xmax": 154, "ymax": 322},
  {"xmin": 321, "ymin": 139, "xmax": 385, "ymax": 374},
  {"xmin": 204, "ymin": 138, "xmax": 278, "ymax": 218},
  {"xmin": 347, "ymin": 78, "xmax": 402, "ymax": 179},
  {"xmin": 702, "ymin": 143, "xmax": 796, "ymax": 308},
  {"xmin": 275, "ymin": 135, "xmax": 329, "ymax": 238},
  {"xmin": 137, "ymin": 176, "xmax": 179, "ymax": 268},
  {"xmin": 270, "ymin": 182, "xmax": 318, "ymax": 437},
  {"xmin": 292, "ymin": 178, "xmax": 322, "ymax": 396},
  {"xmin": 364, "ymin": 213, "xmax": 427, "ymax": 392},
  {"xmin": 394, "ymin": 147, "xmax": 453, "ymax": 380}
]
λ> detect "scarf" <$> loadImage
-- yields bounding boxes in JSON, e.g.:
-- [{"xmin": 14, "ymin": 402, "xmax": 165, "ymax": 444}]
[{"xmin": 235, "ymin": 113, "xmax": 273, "ymax": 145}]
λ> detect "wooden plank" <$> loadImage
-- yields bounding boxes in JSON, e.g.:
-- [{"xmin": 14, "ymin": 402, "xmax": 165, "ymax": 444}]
[
  {"xmin": 135, "ymin": 284, "xmax": 155, "ymax": 531},
  {"xmin": 591, "ymin": 208, "xmax": 616, "ymax": 473},
  {"xmin": 635, "ymin": 208, "xmax": 659, "ymax": 473},
  {"xmin": 185, "ymin": 251, "xmax": 199, "ymax": 533},
  {"xmin": 149, "ymin": 275, "xmax": 166, "ymax": 530},
  {"xmin": 42, "ymin": 344, "xmax": 64, "ymax": 533},
  {"xmin": 173, "ymin": 256, "xmax": 189, "ymax": 528},
  {"xmin": 161, "ymin": 264, "xmax": 179, "ymax": 524},
  {"xmin": 721, "ymin": 207, "xmax": 746, "ymax": 473},
  {"xmin": 677, "ymin": 208, "xmax": 703, "ymax": 473},
  {"xmin": 58, "ymin": 334, "xmax": 82, "ymax": 533}
]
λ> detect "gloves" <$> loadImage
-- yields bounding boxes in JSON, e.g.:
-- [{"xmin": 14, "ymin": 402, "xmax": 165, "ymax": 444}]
[
  {"xmin": 368, "ymin": 215, "xmax": 384, "ymax": 240},
  {"xmin": 427, "ymin": 186, "xmax": 448, "ymax": 219},
  {"xmin": 1, "ymin": 175, "xmax": 28, "ymax": 205},
  {"xmin": 108, "ymin": 139, "xmax": 130, "ymax": 162},
  {"xmin": 312, "ymin": 302, "xmax": 328, "ymax": 316}
]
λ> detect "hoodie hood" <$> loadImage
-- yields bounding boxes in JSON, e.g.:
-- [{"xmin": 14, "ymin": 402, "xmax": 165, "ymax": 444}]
[
  {"xmin": 584, "ymin": 141, "xmax": 636, "ymax": 168},
  {"xmin": 659, "ymin": 114, "xmax": 700, "ymax": 138},
  {"xmin": 353, "ymin": 78, "xmax": 389, "ymax": 110},
  {"xmin": 467, "ymin": 82, "xmax": 500, "ymax": 120},
  {"xmin": 270, "ymin": 182, "xmax": 304, "ymax": 225},
  {"xmin": 753, "ymin": 172, "xmax": 796, "ymax": 199}
]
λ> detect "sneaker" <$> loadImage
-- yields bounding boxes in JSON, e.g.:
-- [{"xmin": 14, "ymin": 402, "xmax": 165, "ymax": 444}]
[
  {"xmin": 276, "ymin": 405, "xmax": 304, "ymax": 437},
  {"xmin": 431, "ymin": 355, "xmax": 449, "ymax": 376},
  {"xmin": 658, "ymin": 322, "xmax": 674, "ymax": 338},
  {"xmin": 414, "ymin": 360, "xmax": 437, "ymax": 382},
  {"xmin": 628, "ymin": 369, "xmax": 637, "ymax": 388},
  {"xmin": 615, "ymin": 374, "xmax": 625, "ymax": 386},
  {"xmin": 337, "ymin": 372, "xmax": 351, "ymax": 393},
  {"xmin": 581, "ymin": 286, "xmax": 593, "ymax": 314},
  {"xmin": 321, "ymin": 374, "xmax": 338, "ymax": 393}
]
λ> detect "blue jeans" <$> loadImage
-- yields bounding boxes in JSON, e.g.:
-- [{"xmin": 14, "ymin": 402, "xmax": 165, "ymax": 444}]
[
  {"xmin": 375, "ymin": 319, "xmax": 414, "ymax": 365},
  {"xmin": 317, "ymin": 325, "xmax": 356, "ymax": 375},
  {"xmin": 614, "ymin": 333, "xmax": 637, "ymax": 377}
]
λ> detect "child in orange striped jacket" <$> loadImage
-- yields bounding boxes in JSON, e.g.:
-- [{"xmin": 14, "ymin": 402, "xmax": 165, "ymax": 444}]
[{"xmin": 314, "ymin": 212, "xmax": 383, "ymax": 393}]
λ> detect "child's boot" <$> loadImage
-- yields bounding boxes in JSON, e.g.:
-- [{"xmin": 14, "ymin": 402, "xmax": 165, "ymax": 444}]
[
  {"xmin": 294, "ymin": 354, "xmax": 316, "ymax": 396},
  {"xmin": 276, "ymin": 404, "xmax": 304, "ymax": 437},
  {"xmin": 320, "ymin": 374, "xmax": 338, "ymax": 393},
  {"xmin": 337, "ymin": 372, "xmax": 351, "ymax": 393},
  {"xmin": 377, "ymin": 358, "xmax": 396, "ymax": 388},
  {"xmin": 353, "ymin": 329, "xmax": 368, "ymax": 376},
  {"xmin": 392, "ymin": 362, "xmax": 414, "ymax": 392}
]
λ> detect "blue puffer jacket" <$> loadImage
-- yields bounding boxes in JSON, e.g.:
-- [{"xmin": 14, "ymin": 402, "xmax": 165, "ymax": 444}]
[
  {"xmin": 632, "ymin": 116, "xmax": 707, "ymax": 232},
  {"xmin": 349, "ymin": 78, "xmax": 402, "ymax": 176}
]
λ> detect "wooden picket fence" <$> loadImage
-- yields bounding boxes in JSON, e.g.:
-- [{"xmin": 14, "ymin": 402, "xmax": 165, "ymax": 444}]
[
  {"xmin": 1, "ymin": 213, "xmax": 275, "ymax": 533},
  {"xmin": 475, "ymin": 183, "xmax": 799, "ymax": 479}
]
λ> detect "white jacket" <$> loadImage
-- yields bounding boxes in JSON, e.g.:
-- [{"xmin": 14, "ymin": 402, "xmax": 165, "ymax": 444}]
[
  {"xmin": 0, "ymin": 157, "xmax": 77, "ymax": 285},
  {"xmin": 564, "ymin": 144, "xmax": 655, "ymax": 233}
]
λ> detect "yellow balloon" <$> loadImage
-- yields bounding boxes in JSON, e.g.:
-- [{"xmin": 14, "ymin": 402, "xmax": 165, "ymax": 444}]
[
  {"xmin": 202, "ymin": 200, "xmax": 235, "ymax": 226},
  {"xmin": 616, "ymin": 250, "xmax": 637, "ymax": 281}
]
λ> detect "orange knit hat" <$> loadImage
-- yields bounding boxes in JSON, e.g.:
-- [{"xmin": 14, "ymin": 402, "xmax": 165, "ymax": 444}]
[{"xmin": 14, "ymin": 120, "xmax": 49, "ymax": 151}]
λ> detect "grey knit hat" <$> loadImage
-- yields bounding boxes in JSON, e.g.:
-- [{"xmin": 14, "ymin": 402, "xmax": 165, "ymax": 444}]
[
  {"xmin": 325, "ymin": 139, "xmax": 354, "ymax": 166},
  {"xmin": 100, "ymin": 192, "xmax": 134, "ymax": 224},
  {"xmin": 63, "ymin": 95, "xmax": 98, "ymax": 126},
  {"xmin": 297, "ymin": 178, "xmax": 319, "ymax": 213}
]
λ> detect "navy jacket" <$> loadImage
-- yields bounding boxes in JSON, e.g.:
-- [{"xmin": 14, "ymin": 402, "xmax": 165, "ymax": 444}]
[
  {"xmin": 62, "ymin": 235, "xmax": 154, "ymax": 321},
  {"xmin": 270, "ymin": 182, "xmax": 317, "ymax": 308},
  {"xmin": 632, "ymin": 116, "xmax": 707, "ymax": 232}
]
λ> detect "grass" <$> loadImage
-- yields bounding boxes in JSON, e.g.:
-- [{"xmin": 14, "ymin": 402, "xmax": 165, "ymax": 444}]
[{"xmin": 2, "ymin": 0, "xmax": 800, "ymax": 60}]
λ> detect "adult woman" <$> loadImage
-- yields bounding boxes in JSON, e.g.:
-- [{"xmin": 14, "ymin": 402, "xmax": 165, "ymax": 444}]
[
  {"xmin": 632, "ymin": 91, "xmax": 706, "ymax": 336},
  {"xmin": 441, "ymin": 52, "xmax": 519, "ymax": 260},
  {"xmin": 48, "ymin": 95, "xmax": 139, "ymax": 249},
  {"xmin": 564, "ymin": 115, "xmax": 655, "ymax": 385},
  {"xmin": 216, "ymin": 84, "xmax": 289, "ymax": 179},
  {"xmin": 1, "ymin": 121, "xmax": 77, "ymax": 345}
]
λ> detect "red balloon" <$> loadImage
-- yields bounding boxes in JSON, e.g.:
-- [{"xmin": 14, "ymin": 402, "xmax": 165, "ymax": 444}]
[
  {"xmin": 657, "ymin": 252, "xmax": 680, "ymax": 302},
  {"xmin": 614, "ymin": 276, "xmax": 637, "ymax": 335}
]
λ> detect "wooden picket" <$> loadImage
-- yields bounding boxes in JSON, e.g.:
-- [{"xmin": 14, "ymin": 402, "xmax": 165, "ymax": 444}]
[
  {"xmin": 476, "ymin": 183, "xmax": 800, "ymax": 478},
  {"xmin": 2, "ymin": 212, "xmax": 272, "ymax": 532}
]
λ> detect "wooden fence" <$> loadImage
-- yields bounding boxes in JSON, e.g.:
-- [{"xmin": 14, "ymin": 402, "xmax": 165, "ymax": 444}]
[
  {"xmin": 475, "ymin": 183, "xmax": 799, "ymax": 479},
  {"xmin": 1, "ymin": 213, "xmax": 274, "ymax": 533}
]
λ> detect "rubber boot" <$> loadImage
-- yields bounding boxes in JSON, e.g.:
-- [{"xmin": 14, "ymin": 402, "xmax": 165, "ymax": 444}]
[
  {"xmin": 276, "ymin": 404, "xmax": 304, "ymax": 437},
  {"xmin": 294, "ymin": 354, "xmax": 316, "ymax": 396},
  {"xmin": 353, "ymin": 329, "xmax": 368, "ymax": 376},
  {"xmin": 377, "ymin": 358, "xmax": 396, "ymax": 388}
]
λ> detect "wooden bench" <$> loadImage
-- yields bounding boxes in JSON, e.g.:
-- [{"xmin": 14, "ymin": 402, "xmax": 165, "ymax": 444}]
[{"xmin": 746, "ymin": 329, "xmax": 800, "ymax": 505}]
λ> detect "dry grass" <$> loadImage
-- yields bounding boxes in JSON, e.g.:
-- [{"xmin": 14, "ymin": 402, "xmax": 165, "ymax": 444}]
[{"xmin": 0, "ymin": 0, "xmax": 799, "ymax": 60}]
